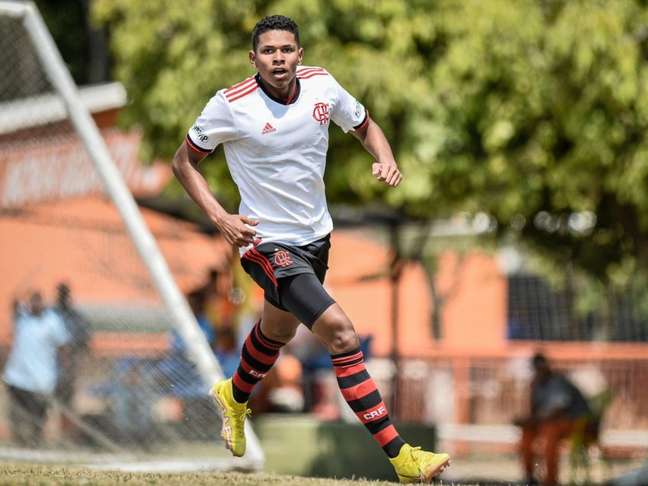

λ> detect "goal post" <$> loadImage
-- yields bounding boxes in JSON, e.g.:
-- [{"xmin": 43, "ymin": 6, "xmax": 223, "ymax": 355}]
[{"xmin": 0, "ymin": 1, "xmax": 263, "ymax": 469}]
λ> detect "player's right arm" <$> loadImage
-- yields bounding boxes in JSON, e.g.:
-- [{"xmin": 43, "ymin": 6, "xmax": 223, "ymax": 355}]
[
  {"xmin": 172, "ymin": 142, "xmax": 257, "ymax": 247},
  {"xmin": 174, "ymin": 91, "xmax": 258, "ymax": 247}
]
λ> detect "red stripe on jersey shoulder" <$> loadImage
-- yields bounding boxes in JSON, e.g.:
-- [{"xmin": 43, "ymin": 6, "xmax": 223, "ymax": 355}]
[
  {"xmin": 297, "ymin": 71, "xmax": 329, "ymax": 80},
  {"xmin": 297, "ymin": 66, "xmax": 327, "ymax": 75},
  {"xmin": 226, "ymin": 79, "xmax": 259, "ymax": 103},
  {"xmin": 297, "ymin": 66, "xmax": 328, "ymax": 78},
  {"xmin": 225, "ymin": 76, "xmax": 255, "ymax": 94}
]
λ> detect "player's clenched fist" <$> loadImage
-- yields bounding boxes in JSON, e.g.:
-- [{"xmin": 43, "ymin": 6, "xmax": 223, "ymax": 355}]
[
  {"xmin": 215, "ymin": 214, "xmax": 259, "ymax": 247},
  {"xmin": 372, "ymin": 162, "xmax": 403, "ymax": 187}
]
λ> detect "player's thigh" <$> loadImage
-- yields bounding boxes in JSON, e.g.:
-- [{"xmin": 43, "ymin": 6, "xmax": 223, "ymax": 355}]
[
  {"xmin": 279, "ymin": 273, "xmax": 336, "ymax": 328},
  {"xmin": 278, "ymin": 273, "xmax": 359, "ymax": 353},
  {"xmin": 261, "ymin": 298, "xmax": 301, "ymax": 344}
]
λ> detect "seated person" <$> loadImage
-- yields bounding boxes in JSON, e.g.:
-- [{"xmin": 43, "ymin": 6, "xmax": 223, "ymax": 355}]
[{"xmin": 514, "ymin": 353, "xmax": 592, "ymax": 486}]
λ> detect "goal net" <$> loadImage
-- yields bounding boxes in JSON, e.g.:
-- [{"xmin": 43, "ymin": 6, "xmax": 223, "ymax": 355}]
[{"xmin": 0, "ymin": 1, "xmax": 262, "ymax": 470}]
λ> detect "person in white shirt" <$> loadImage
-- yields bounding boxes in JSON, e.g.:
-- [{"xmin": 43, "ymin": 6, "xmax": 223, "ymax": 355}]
[
  {"xmin": 3, "ymin": 291, "xmax": 70, "ymax": 446},
  {"xmin": 173, "ymin": 15, "xmax": 449, "ymax": 482}
]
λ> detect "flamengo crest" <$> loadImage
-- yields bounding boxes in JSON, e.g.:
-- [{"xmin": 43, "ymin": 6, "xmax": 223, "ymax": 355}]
[
  {"xmin": 312, "ymin": 102, "xmax": 330, "ymax": 125},
  {"xmin": 274, "ymin": 250, "xmax": 293, "ymax": 268}
]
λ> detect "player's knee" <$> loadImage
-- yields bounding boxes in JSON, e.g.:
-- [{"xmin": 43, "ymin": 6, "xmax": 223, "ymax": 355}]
[
  {"xmin": 330, "ymin": 328, "xmax": 359, "ymax": 354},
  {"xmin": 326, "ymin": 316, "xmax": 359, "ymax": 354},
  {"xmin": 312, "ymin": 304, "xmax": 360, "ymax": 353},
  {"xmin": 262, "ymin": 323, "xmax": 296, "ymax": 344}
]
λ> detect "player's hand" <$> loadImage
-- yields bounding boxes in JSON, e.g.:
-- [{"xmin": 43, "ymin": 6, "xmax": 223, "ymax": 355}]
[
  {"xmin": 372, "ymin": 162, "xmax": 402, "ymax": 187},
  {"xmin": 214, "ymin": 213, "xmax": 259, "ymax": 247}
]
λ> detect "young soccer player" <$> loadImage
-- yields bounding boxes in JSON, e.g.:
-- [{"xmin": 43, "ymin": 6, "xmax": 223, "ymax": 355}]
[{"xmin": 172, "ymin": 15, "xmax": 450, "ymax": 483}]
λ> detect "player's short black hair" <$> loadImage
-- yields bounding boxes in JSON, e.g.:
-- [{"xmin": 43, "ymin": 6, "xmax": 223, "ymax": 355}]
[{"xmin": 251, "ymin": 15, "xmax": 300, "ymax": 51}]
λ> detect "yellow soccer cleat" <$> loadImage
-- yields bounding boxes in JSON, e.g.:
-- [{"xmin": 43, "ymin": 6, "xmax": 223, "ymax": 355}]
[
  {"xmin": 389, "ymin": 443, "xmax": 451, "ymax": 483},
  {"xmin": 210, "ymin": 378, "xmax": 251, "ymax": 457}
]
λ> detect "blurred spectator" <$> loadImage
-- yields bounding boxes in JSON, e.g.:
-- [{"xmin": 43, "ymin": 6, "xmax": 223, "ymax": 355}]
[
  {"xmin": 514, "ymin": 353, "xmax": 593, "ymax": 486},
  {"xmin": 267, "ymin": 352, "xmax": 304, "ymax": 413},
  {"xmin": 249, "ymin": 349, "xmax": 304, "ymax": 414},
  {"xmin": 112, "ymin": 358, "xmax": 154, "ymax": 448},
  {"xmin": 2, "ymin": 291, "xmax": 70, "ymax": 446},
  {"xmin": 165, "ymin": 287, "xmax": 218, "ymax": 430},
  {"xmin": 170, "ymin": 289, "xmax": 215, "ymax": 355},
  {"xmin": 54, "ymin": 282, "xmax": 90, "ymax": 439},
  {"xmin": 214, "ymin": 324, "xmax": 240, "ymax": 378},
  {"xmin": 205, "ymin": 266, "xmax": 239, "ymax": 335}
]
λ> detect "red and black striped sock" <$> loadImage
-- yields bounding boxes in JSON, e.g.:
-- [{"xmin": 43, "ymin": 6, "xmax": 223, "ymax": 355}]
[
  {"xmin": 232, "ymin": 320, "xmax": 284, "ymax": 403},
  {"xmin": 332, "ymin": 348, "xmax": 406, "ymax": 458}
]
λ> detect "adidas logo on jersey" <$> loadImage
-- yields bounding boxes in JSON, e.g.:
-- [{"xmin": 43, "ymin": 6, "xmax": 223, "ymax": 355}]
[{"xmin": 261, "ymin": 122, "xmax": 276, "ymax": 134}]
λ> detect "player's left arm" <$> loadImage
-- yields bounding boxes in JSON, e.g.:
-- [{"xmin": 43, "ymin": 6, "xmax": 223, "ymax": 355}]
[{"xmin": 352, "ymin": 116, "xmax": 403, "ymax": 187}]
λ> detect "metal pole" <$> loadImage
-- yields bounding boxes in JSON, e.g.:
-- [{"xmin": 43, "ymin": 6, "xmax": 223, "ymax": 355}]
[
  {"xmin": 9, "ymin": 1, "xmax": 263, "ymax": 466},
  {"xmin": 19, "ymin": 0, "xmax": 220, "ymax": 391}
]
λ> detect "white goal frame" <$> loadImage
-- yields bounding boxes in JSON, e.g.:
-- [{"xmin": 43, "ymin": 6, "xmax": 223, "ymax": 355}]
[{"xmin": 0, "ymin": 0, "xmax": 263, "ymax": 469}]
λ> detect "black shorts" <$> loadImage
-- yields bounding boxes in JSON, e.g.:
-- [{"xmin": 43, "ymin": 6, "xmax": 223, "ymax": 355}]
[{"xmin": 241, "ymin": 234, "xmax": 336, "ymax": 327}]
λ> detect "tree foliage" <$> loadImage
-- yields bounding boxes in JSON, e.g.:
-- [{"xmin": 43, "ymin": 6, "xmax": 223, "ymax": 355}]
[
  {"xmin": 36, "ymin": 0, "xmax": 110, "ymax": 84},
  {"xmin": 95, "ymin": 0, "xmax": 648, "ymax": 287}
]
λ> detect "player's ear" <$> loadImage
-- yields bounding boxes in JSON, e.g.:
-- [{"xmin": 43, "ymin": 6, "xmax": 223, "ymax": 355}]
[
  {"xmin": 249, "ymin": 50, "xmax": 256, "ymax": 66},
  {"xmin": 298, "ymin": 47, "xmax": 304, "ymax": 64}
]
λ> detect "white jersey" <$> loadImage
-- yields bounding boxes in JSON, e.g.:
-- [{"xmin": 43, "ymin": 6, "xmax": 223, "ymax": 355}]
[{"xmin": 186, "ymin": 66, "xmax": 367, "ymax": 250}]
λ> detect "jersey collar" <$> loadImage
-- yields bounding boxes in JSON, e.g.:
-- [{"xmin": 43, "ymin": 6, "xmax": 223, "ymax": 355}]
[{"xmin": 255, "ymin": 73, "xmax": 301, "ymax": 105}]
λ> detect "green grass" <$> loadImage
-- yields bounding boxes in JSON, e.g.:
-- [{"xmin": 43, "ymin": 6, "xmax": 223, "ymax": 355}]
[{"xmin": 0, "ymin": 463, "xmax": 416, "ymax": 486}]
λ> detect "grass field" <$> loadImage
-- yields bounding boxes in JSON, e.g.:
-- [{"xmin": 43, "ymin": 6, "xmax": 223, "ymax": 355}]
[{"xmin": 0, "ymin": 463, "xmax": 440, "ymax": 486}]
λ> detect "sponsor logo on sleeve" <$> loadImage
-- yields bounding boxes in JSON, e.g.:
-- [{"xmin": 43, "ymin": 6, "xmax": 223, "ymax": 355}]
[
  {"xmin": 354, "ymin": 101, "xmax": 364, "ymax": 120},
  {"xmin": 191, "ymin": 125, "xmax": 209, "ymax": 142}
]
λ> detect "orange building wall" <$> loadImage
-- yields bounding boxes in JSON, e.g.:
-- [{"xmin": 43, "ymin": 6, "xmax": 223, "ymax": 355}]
[
  {"xmin": 0, "ymin": 196, "xmax": 228, "ymax": 346},
  {"xmin": 327, "ymin": 230, "xmax": 507, "ymax": 358},
  {"xmin": 439, "ymin": 251, "xmax": 507, "ymax": 351}
]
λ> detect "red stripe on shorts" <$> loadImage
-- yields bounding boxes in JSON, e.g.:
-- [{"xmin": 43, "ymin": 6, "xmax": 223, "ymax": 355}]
[{"xmin": 242, "ymin": 250, "xmax": 277, "ymax": 287}]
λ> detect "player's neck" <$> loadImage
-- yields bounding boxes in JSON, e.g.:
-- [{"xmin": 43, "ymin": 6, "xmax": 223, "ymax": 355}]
[{"xmin": 256, "ymin": 73, "xmax": 299, "ymax": 105}]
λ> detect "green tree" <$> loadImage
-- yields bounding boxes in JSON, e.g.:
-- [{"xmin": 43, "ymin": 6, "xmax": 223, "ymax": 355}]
[
  {"xmin": 95, "ymin": 0, "xmax": 648, "ymax": 325},
  {"xmin": 424, "ymin": 0, "xmax": 648, "ymax": 284},
  {"xmin": 36, "ymin": 0, "xmax": 110, "ymax": 84},
  {"xmin": 93, "ymin": 0, "xmax": 435, "ymax": 205}
]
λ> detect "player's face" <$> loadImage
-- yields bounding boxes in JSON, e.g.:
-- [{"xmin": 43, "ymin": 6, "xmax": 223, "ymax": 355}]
[{"xmin": 250, "ymin": 30, "xmax": 303, "ymax": 91}]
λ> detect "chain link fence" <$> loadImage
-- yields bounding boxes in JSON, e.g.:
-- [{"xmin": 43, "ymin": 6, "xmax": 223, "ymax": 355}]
[{"xmin": 0, "ymin": 7, "xmax": 233, "ymax": 465}]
